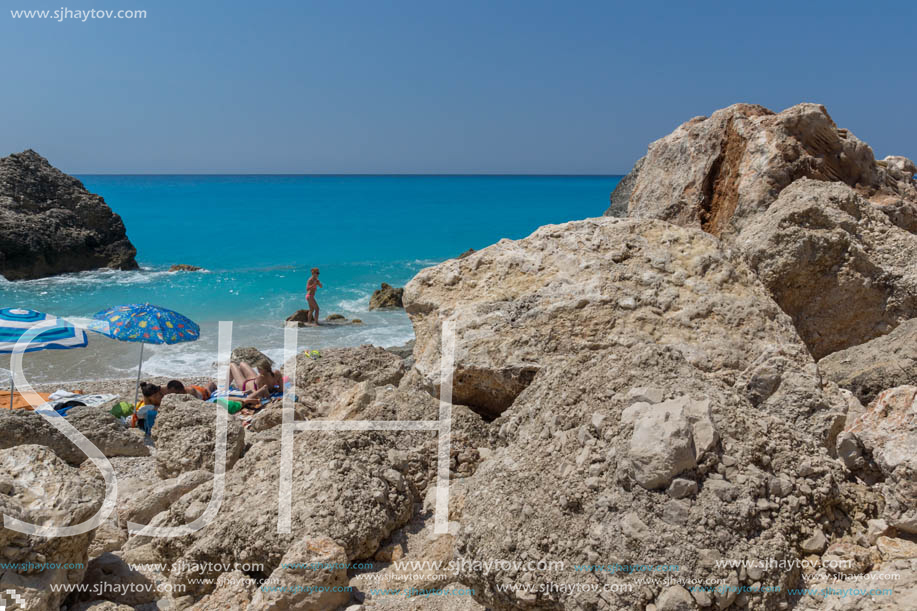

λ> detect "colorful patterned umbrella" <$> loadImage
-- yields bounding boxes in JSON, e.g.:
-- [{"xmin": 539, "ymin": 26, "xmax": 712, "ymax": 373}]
[
  {"xmin": 88, "ymin": 303, "xmax": 200, "ymax": 406},
  {"xmin": 0, "ymin": 307, "xmax": 88, "ymax": 409}
]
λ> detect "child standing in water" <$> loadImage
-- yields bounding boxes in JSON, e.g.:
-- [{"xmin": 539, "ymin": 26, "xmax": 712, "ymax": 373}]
[{"xmin": 306, "ymin": 267, "xmax": 323, "ymax": 325}]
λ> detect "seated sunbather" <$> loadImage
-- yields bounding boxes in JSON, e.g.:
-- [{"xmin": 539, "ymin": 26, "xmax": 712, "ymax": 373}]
[
  {"xmin": 137, "ymin": 382, "xmax": 163, "ymax": 435},
  {"xmin": 165, "ymin": 379, "xmax": 216, "ymax": 401},
  {"xmin": 228, "ymin": 358, "xmax": 284, "ymax": 401}
]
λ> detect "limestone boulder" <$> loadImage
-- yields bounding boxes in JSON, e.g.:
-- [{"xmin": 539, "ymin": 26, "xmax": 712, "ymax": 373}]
[
  {"xmin": 0, "ymin": 407, "xmax": 149, "ymax": 466},
  {"xmin": 615, "ymin": 103, "xmax": 917, "ymax": 233},
  {"xmin": 152, "ymin": 394, "xmax": 245, "ymax": 478},
  {"xmin": 458, "ymin": 347, "xmax": 852, "ymax": 610},
  {"xmin": 611, "ymin": 103, "xmax": 917, "ymax": 359},
  {"xmin": 230, "ymin": 346, "xmax": 272, "ymax": 367},
  {"xmin": 283, "ymin": 345, "xmax": 405, "ymax": 415},
  {"xmin": 118, "ymin": 469, "xmax": 210, "ymax": 527},
  {"xmin": 819, "ymin": 317, "xmax": 917, "ymax": 405},
  {"xmin": 246, "ymin": 402, "xmax": 309, "ymax": 433},
  {"xmin": 248, "ymin": 536, "xmax": 351, "ymax": 610},
  {"xmin": 0, "ymin": 445, "xmax": 104, "ymax": 610},
  {"xmin": 844, "ymin": 386, "xmax": 917, "ymax": 533},
  {"xmin": 735, "ymin": 179, "xmax": 917, "ymax": 359},
  {"xmin": 151, "ymin": 431, "xmax": 418, "ymax": 596},
  {"xmin": 405, "ymin": 217, "xmax": 844, "ymax": 444},
  {"xmin": 187, "ymin": 570, "xmax": 256, "ymax": 610}
]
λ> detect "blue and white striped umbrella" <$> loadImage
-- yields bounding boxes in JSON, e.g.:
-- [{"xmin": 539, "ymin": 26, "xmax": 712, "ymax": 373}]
[
  {"xmin": 0, "ymin": 307, "xmax": 88, "ymax": 353},
  {"xmin": 0, "ymin": 307, "xmax": 88, "ymax": 409}
]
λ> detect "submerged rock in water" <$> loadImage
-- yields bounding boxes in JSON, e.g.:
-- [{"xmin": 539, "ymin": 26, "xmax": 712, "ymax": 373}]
[
  {"xmin": 169, "ymin": 263, "xmax": 202, "ymax": 272},
  {"xmin": 369, "ymin": 282, "xmax": 405, "ymax": 309},
  {"xmin": 0, "ymin": 149, "xmax": 138, "ymax": 280},
  {"xmin": 285, "ymin": 309, "xmax": 314, "ymax": 326},
  {"xmin": 610, "ymin": 102, "xmax": 917, "ymax": 359}
]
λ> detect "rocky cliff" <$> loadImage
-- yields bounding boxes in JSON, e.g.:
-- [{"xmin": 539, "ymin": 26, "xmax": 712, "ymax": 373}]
[
  {"xmin": 0, "ymin": 149, "xmax": 138, "ymax": 280},
  {"xmin": 606, "ymin": 103, "xmax": 917, "ymax": 359}
]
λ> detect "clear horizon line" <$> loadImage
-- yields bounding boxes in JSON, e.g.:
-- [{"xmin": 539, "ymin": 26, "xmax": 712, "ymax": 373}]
[{"xmin": 72, "ymin": 172, "xmax": 626, "ymax": 177}]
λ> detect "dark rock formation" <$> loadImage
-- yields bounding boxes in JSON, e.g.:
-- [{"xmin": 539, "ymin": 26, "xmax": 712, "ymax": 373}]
[
  {"xmin": 0, "ymin": 149, "xmax": 138, "ymax": 280},
  {"xmin": 168, "ymin": 264, "xmax": 201, "ymax": 272},
  {"xmin": 285, "ymin": 309, "xmax": 314, "ymax": 326},
  {"xmin": 369, "ymin": 282, "xmax": 404, "ymax": 310}
]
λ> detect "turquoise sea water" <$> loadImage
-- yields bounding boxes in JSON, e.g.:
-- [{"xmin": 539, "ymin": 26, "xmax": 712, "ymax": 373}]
[{"xmin": 1, "ymin": 175, "xmax": 619, "ymax": 382}]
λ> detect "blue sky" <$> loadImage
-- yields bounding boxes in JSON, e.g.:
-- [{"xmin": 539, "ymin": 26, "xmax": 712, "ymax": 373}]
[{"xmin": 2, "ymin": 0, "xmax": 915, "ymax": 173}]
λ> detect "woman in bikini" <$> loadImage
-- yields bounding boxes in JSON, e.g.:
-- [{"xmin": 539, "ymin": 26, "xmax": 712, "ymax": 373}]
[
  {"xmin": 228, "ymin": 358, "xmax": 284, "ymax": 401},
  {"xmin": 306, "ymin": 267, "xmax": 323, "ymax": 325}
]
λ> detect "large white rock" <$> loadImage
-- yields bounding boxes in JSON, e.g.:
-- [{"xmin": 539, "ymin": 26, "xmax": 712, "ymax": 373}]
[{"xmin": 0, "ymin": 445, "xmax": 104, "ymax": 610}]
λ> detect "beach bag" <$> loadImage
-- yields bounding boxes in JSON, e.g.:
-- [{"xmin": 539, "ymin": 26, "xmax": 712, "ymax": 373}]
[
  {"xmin": 216, "ymin": 398, "xmax": 244, "ymax": 414},
  {"xmin": 110, "ymin": 401, "xmax": 134, "ymax": 418}
]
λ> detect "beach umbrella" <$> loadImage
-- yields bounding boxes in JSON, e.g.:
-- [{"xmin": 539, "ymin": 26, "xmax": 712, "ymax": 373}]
[
  {"xmin": 0, "ymin": 307, "xmax": 88, "ymax": 409},
  {"xmin": 88, "ymin": 303, "xmax": 200, "ymax": 407}
]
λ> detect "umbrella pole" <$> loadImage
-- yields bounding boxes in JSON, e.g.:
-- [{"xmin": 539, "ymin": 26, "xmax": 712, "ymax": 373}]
[
  {"xmin": 8, "ymin": 375, "xmax": 12, "ymax": 410},
  {"xmin": 133, "ymin": 343, "xmax": 144, "ymax": 407}
]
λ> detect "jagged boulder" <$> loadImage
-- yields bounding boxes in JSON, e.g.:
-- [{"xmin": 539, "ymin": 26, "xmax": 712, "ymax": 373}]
[
  {"xmin": 819, "ymin": 317, "xmax": 917, "ymax": 405},
  {"xmin": 735, "ymin": 179, "xmax": 917, "ymax": 359},
  {"xmin": 248, "ymin": 536, "xmax": 351, "ymax": 610},
  {"xmin": 151, "ymin": 394, "xmax": 245, "ymax": 478},
  {"xmin": 284, "ymin": 345, "xmax": 405, "ymax": 414},
  {"xmin": 843, "ymin": 386, "xmax": 917, "ymax": 534},
  {"xmin": 610, "ymin": 103, "xmax": 917, "ymax": 359},
  {"xmin": 0, "ymin": 407, "xmax": 149, "ymax": 466},
  {"xmin": 404, "ymin": 217, "xmax": 845, "ymax": 443},
  {"xmin": 230, "ymin": 346, "xmax": 272, "ymax": 367},
  {"xmin": 169, "ymin": 264, "xmax": 202, "ymax": 272},
  {"xmin": 369, "ymin": 282, "xmax": 405, "ymax": 309},
  {"xmin": 458, "ymin": 347, "xmax": 852, "ymax": 610},
  {"xmin": 151, "ymin": 431, "xmax": 418, "ymax": 596},
  {"xmin": 0, "ymin": 445, "xmax": 104, "ymax": 610},
  {"xmin": 614, "ymin": 103, "xmax": 917, "ymax": 231},
  {"xmin": 0, "ymin": 149, "xmax": 138, "ymax": 280}
]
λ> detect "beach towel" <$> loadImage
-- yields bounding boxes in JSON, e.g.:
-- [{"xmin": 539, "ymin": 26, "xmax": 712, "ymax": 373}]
[{"xmin": 0, "ymin": 391, "xmax": 52, "ymax": 410}]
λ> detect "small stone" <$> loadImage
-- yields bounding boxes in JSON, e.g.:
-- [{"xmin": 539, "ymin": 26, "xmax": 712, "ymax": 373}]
[
  {"xmin": 667, "ymin": 478, "xmax": 698, "ymax": 499},
  {"xmin": 866, "ymin": 519, "xmax": 894, "ymax": 545},
  {"xmin": 876, "ymin": 536, "xmax": 917, "ymax": 560},
  {"xmin": 627, "ymin": 387, "xmax": 664, "ymax": 405},
  {"xmin": 692, "ymin": 588, "xmax": 713, "ymax": 607},
  {"xmin": 822, "ymin": 542, "xmax": 872, "ymax": 575},
  {"xmin": 801, "ymin": 529, "xmax": 827, "ymax": 554},
  {"xmin": 768, "ymin": 476, "xmax": 793, "ymax": 498},
  {"xmin": 656, "ymin": 585, "xmax": 694, "ymax": 611}
]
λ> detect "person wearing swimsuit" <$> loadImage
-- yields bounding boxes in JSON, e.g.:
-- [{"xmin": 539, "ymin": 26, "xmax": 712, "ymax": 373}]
[
  {"xmin": 306, "ymin": 267, "xmax": 323, "ymax": 325},
  {"xmin": 228, "ymin": 358, "xmax": 283, "ymax": 401}
]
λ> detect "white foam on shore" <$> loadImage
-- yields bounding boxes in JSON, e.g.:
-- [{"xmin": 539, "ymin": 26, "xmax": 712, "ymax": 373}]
[{"xmin": 5, "ymin": 314, "xmax": 415, "ymax": 385}]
